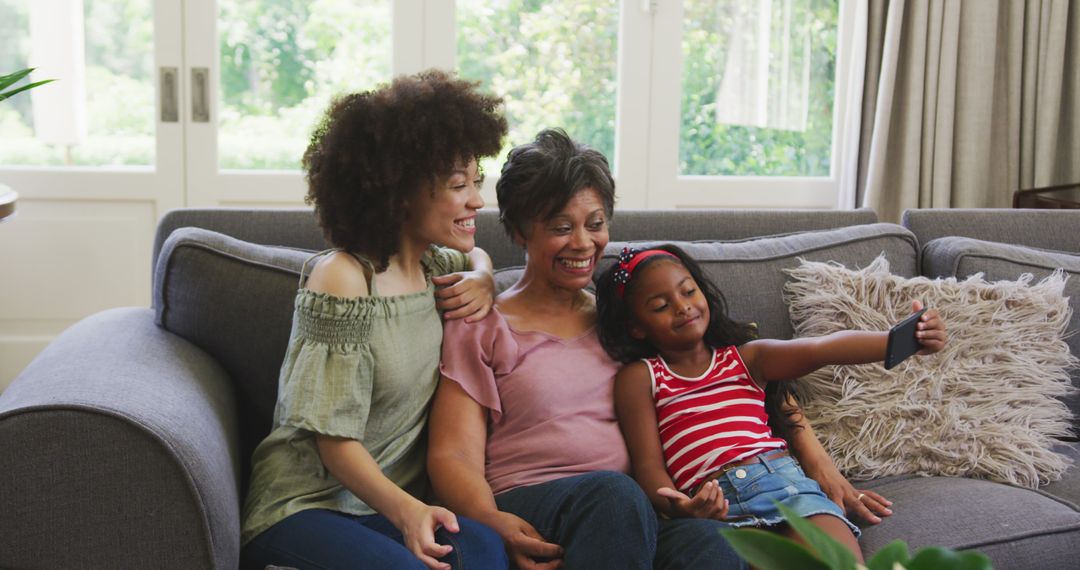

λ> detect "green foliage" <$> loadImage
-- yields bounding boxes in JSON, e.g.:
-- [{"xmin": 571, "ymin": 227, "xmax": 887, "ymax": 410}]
[
  {"xmin": 0, "ymin": 0, "xmax": 152, "ymax": 167},
  {"xmin": 457, "ymin": 0, "xmax": 619, "ymax": 166},
  {"xmin": 220, "ymin": 0, "xmax": 315, "ymax": 113},
  {"xmin": 719, "ymin": 527, "xmax": 831, "ymax": 570},
  {"xmin": 0, "ymin": 68, "xmax": 54, "ymax": 102},
  {"xmin": 217, "ymin": 0, "xmax": 391, "ymax": 169},
  {"xmin": 866, "ymin": 541, "xmax": 909, "ymax": 570},
  {"xmin": 680, "ymin": 0, "xmax": 838, "ymax": 176},
  {"xmin": 720, "ymin": 502, "xmax": 994, "ymax": 570},
  {"xmin": 0, "ymin": 0, "xmax": 844, "ymax": 175},
  {"xmin": 779, "ymin": 499, "xmax": 858, "ymax": 569}
]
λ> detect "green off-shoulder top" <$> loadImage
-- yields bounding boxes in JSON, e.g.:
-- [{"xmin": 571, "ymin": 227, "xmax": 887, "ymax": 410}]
[{"xmin": 240, "ymin": 246, "xmax": 469, "ymax": 545}]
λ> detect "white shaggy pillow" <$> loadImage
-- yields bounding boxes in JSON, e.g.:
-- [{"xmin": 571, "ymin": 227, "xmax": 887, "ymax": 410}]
[{"xmin": 784, "ymin": 256, "xmax": 1077, "ymax": 488}]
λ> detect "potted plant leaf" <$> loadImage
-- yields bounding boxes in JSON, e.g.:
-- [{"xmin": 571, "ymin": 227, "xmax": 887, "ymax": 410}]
[
  {"xmin": 719, "ymin": 502, "xmax": 993, "ymax": 570},
  {"xmin": 0, "ymin": 68, "xmax": 55, "ymax": 102},
  {"xmin": 1, "ymin": 67, "xmax": 56, "ymax": 220}
]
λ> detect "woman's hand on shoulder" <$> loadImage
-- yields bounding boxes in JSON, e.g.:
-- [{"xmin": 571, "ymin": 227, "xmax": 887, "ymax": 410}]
[
  {"xmin": 432, "ymin": 269, "xmax": 495, "ymax": 322},
  {"xmin": 395, "ymin": 500, "xmax": 461, "ymax": 570},
  {"xmin": 305, "ymin": 252, "xmax": 370, "ymax": 298},
  {"xmin": 656, "ymin": 482, "xmax": 730, "ymax": 520},
  {"xmin": 484, "ymin": 510, "xmax": 563, "ymax": 570},
  {"xmin": 911, "ymin": 300, "xmax": 947, "ymax": 355}
]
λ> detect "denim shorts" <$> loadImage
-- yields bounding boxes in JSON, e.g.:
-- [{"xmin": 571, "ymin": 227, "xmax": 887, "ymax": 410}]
[{"xmin": 705, "ymin": 453, "xmax": 860, "ymax": 538}]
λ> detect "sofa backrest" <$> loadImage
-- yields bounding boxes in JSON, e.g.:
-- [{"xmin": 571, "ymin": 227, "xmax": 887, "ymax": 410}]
[
  {"xmin": 479, "ymin": 208, "xmax": 879, "ymax": 269},
  {"xmin": 154, "ymin": 207, "xmax": 879, "ymax": 273},
  {"xmin": 153, "ymin": 208, "xmax": 327, "ymax": 271},
  {"xmin": 151, "ymin": 210, "xmax": 911, "ymax": 477},
  {"xmin": 902, "ymin": 208, "xmax": 1080, "ymax": 253}
]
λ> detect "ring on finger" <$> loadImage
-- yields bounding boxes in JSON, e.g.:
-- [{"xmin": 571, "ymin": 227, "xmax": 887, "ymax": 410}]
[{"xmin": 856, "ymin": 493, "xmax": 866, "ymax": 501}]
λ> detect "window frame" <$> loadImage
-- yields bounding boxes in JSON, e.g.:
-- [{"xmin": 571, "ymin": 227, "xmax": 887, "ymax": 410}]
[
  {"xmin": 640, "ymin": 0, "xmax": 859, "ymax": 209},
  {"xmin": 442, "ymin": 0, "xmax": 860, "ymax": 209}
]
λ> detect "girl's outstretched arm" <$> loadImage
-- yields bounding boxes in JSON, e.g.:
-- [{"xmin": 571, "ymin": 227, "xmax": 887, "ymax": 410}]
[
  {"xmin": 741, "ymin": 301, "xmax": 946, "ymax": 384},
  {"xmin": 614, "ymin": 362, "xmax": 729, "ymax": 520}
]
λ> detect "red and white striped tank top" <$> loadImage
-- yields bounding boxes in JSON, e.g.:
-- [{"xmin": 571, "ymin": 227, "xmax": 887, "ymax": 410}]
[{"xmin": 647, "ymin": 345, "xmax": 788, "ymax": 492}]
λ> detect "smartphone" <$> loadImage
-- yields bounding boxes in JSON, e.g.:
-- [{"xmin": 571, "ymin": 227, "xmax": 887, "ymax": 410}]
[{"xmin": 884, "ymin": 308, "xmax": 927, "ymax": 370}]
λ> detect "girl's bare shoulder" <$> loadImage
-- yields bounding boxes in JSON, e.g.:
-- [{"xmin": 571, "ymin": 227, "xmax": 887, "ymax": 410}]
[{"xmin": 306, "ymin": 251, "xmax": 371, "ymax": 298}]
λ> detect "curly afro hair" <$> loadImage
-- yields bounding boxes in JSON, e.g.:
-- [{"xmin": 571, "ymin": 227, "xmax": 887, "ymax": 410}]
[{"xmin": 303, "ymin": 69, "xmax": 507, "ymax": 269}]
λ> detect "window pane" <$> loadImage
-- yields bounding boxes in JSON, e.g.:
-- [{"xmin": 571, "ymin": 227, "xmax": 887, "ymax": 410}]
[
  {"xmin": 681, "ymin": 0, "xmax": 838, "ymax": 177},
  {"xmin": 457, "ymin": 0, "xmax": 619, "ymax": 172},
  {"xmin": 0, "ymin": 0, "xmax": 155, "ymax": 167},
  {"xmin": 218, "ymin": 0, "xmax": 391, "ymax": 170}
]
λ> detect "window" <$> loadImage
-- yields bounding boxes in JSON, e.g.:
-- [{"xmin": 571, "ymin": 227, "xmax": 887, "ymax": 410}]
[
  {"xmin": 645, "ymin": 0, "xmax": 854, "ymax": 208},
  {"xmin": 217, "ymin": 0, "xmax": 391, "ymax": 170},
  {"xmin": 0, "ymin": 0, "xmax": 156, "ymax": 167},
  {"xmin": 680, "ymin": 0, "xmax": 838, "ymax": 177},
  {"xmin": 0, "ymin": 0, "xmax": 856, "ymax": 205},
  {"xmin": 456, "ymin": 0, "xmax": 619, "ymax": 173}
]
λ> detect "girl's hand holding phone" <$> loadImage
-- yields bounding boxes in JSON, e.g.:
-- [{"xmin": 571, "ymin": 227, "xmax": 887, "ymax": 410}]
[
  {"xmin": 657, "ymin": 481, "xmax": 730, "ymax": 520},
  {"xmin": 910, "ymin": 299, "xmax": 948, "ymax": 355}
]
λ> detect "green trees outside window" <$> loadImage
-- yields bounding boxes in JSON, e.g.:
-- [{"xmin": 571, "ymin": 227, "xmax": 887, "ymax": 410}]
[{"xmin": 0, "ymin": 0, "xmax": 839, "ymax": 178}]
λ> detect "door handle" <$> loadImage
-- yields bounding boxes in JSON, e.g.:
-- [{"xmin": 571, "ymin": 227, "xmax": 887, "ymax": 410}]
[
  {"xmin": 191, "ymin": 67, "xmax": 210, "ymax": 123},
  {"xmin": 159, "ymin": 66, "xmax": 178, "ymax": 122}
]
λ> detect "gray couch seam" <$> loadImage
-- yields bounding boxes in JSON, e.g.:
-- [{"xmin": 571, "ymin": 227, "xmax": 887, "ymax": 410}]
[
  {"xmin": 1031, "ymin": 485, "xmax": 1080, "ymax": 512},
  {"xmin": 0, "ymin": 403, "xmax": 220, "ymax": 569},
  {"xmin": 953, "ymin": 522, "xmax": 1080, "ymax": 552}
]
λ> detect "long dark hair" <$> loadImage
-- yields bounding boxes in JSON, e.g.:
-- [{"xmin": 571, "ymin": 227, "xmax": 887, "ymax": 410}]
[{"xmin": 595, "ymin": 244, "xmax": 802, "ymax": 438}]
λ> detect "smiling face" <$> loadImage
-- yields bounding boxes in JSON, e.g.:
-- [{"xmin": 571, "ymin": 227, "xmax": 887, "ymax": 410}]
[
  {"xmin": 406, "ymin": 158, "xmax": 485, "ymax": 252},
  {"xmin": 519, "ymin": 187, "xmax": 609, "ymax": 293},
  {"xmin": 626, "ymin": 259, "xmax": 711, "ymax": 352}
]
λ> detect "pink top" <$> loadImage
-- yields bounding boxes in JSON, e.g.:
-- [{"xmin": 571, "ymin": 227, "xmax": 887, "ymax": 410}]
[
  {"xmin": 648, "ymin": 346, "xmax": 787, "ymax": 492},
  {"xmin": 440, "ymin": 308, "xmax": 630, "ymax": 495}
]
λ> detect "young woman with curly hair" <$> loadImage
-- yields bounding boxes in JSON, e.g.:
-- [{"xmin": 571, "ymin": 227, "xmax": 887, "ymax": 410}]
[{"xmin": 240, "ymin": 70, "xmax": 510, "ymax": 570}]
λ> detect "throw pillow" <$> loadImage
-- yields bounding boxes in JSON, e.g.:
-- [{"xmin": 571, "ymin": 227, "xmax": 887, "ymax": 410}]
[{"xmin": 784, "ymin": 255, "xmax": 1077, "ymax": 488}]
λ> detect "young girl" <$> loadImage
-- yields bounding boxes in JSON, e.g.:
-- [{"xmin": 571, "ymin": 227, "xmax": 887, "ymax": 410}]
[{"xmin": 596, "ymin": 245, "xmax": 947, "ymax": 561}]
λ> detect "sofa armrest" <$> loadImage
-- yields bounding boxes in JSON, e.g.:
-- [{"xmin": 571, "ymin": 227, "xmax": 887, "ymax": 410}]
[{"xmin": 0, "ymin": 307, "xmax": 241, "ymax": 569}]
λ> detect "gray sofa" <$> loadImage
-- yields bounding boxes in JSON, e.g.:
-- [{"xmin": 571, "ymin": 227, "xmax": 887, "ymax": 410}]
[{"xmin": 1, "ymin": 207, "xmax": 1077, "ymax": 569}]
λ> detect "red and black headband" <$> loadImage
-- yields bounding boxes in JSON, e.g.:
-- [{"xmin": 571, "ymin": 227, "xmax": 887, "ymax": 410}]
[{"xmin": 613, "ymin": 247, "xmax": 677, "ymax": 298}]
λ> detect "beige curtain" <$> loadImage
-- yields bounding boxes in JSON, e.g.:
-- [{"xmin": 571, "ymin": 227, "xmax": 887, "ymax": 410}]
[{"xmin": 857, "ymin": 0, "xmax": 1080, "ymax": 222}]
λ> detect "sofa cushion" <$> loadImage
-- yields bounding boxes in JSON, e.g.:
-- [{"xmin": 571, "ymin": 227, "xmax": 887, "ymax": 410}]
[
  {"xmin": 154, "ymin": 227, "xmax": 313, "ymax": 474},
  {"xmin": 858, "ymin": 475, "xmax": 1080, "ymax": 568},
  {"xmin": 785, "ymin": 256, "xmax": 1076, "ymax": 488},
  {"xmin": 598, "ymin": 223, "xmax": 919, "ymax": 341},
  {"xmin": 922, "ymin": 236, "xmax": 1080, "ymax": 424}
]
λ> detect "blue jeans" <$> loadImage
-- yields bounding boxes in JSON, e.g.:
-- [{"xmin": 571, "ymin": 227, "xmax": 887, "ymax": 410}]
[
  {"xmin": 240, "ymin": 508, "xmax": 508, "ymax": 570},
  {"xmin": 494, "ymin": 471, "xmax": 746, "ymax": 569}
]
